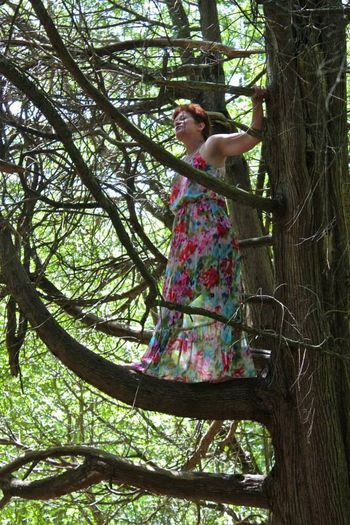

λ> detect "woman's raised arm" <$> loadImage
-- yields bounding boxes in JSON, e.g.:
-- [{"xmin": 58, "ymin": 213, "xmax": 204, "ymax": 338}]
[{"xmin": 201, "ymin": 86, "xmax": 267, "ymax": 166}]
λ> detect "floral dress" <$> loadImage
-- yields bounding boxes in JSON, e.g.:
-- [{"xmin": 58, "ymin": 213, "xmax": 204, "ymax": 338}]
[{"xmin": 132, "ymin": 151, "xmax": 255, "ymax": 382}]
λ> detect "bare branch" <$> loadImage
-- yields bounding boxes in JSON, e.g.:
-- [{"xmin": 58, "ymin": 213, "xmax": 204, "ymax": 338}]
[
  {"xmin": 239, "ymin": 235, "xmax": 273, "ymax": 248},
  {"xmin": 0, "ymin": 158, "xmax": 26, "ymax": 173},
  {"xmin": 144, "ymin": 78, "xmax": 256, "ymax": 97},
  {"xmin": 0, "ymin": 446, "xmax": 269, "ymax": 508},
  {"xmin": 157, "ymin": 300, "xmax": 327, "ymax": 351},
  {"xmin": 183, "ymin": 421, "xmax": 223, "ymax": 471},
  {"xmin": 0, "ymin": 54, "xmax": 159, "ymax": 295},
  {"xmin": 92, "ymin": 38, "xmax": 264, "ymax": 60},
  {"xmin": 37, "ymin": 275, "xmax": 152, "ymax": 344},
  {"xmin": 24, "ymin": 0, "xmax": 281, "ymax": 214}
]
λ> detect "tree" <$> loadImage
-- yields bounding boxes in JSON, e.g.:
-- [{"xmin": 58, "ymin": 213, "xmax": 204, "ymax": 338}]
[{"xmin": 0, "ymin": 1, "xmax": 349, "ymax": 523}]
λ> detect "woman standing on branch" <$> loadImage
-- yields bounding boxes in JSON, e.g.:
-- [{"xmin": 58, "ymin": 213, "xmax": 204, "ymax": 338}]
[{"xmin": 131, "ymin": 87, "xmax": 267, "ymax": 382}]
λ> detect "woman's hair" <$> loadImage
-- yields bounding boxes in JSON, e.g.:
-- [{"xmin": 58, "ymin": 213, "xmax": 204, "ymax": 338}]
[{"xmin": 173, "ymin": 103, "xmax": 211, "ymax": 140}]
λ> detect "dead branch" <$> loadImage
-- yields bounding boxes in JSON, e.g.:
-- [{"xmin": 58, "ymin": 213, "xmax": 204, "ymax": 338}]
[{"xmin": 183, "ymin": 421, "xmax": 224, "ymax": 471}]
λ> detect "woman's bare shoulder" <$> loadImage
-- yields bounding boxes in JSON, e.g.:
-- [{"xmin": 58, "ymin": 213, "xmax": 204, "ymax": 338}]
[{"xmin": 199, "ymin": 136, "xmax": 226, "ymax": 168}]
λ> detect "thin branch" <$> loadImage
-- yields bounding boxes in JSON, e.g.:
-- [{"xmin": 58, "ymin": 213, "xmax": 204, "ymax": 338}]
[
  {"xmin": 157, "ymin": 300, "xmax": 328, "ymax": 351},
  {"xmin": 0, "ymin": 493, "xmax": 11, "ymax": 510},
  {"xmin": 0, "ymin": 109, "xmax": 58, "ymax": 139},
  {"xmin": 183, "ymin": 421, "xmax": 223, "ymax": 471},
  {"xmin": 92, "ymin": 38, "xmax": 264, "ymax": 60},
  {"xmin": 239, "ymin": 235, "xmax": 273, "ymax": 248},
  {"xmin": 0, "ymin": 54, "xmax": 159, "ymax": 295},
  {"xmin": 37, "ymin": 275, "xmax": 152, "ymax": 344}
]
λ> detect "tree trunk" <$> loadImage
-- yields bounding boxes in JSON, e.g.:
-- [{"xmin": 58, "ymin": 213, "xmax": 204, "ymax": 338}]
[{"xmin": 263, "ymin": 1, "xmax": 350, "ymax": 523}]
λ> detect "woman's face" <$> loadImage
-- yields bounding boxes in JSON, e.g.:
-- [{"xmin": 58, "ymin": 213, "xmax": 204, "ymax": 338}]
[{"xmin": 173, "ymin": 111, "xmax": 205, "ymax": 141}]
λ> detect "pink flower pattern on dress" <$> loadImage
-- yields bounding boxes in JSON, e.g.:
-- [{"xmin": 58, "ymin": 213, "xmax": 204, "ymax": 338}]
[{"xmin": 193, "ymin": 152, "xmax": 207, "ymax": 170}]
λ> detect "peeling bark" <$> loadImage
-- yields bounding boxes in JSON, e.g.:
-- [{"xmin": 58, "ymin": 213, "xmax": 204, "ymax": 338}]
[{"xmin": 263, "ymin": 1, "xmax": 350, "ymax": 523}]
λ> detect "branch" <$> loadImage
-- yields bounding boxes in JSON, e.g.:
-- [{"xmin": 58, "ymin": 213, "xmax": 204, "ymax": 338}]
[
  {"xmin": 239, "ymin": 234, "xmax": 273, "ymax": 248},
  {"xmin": 0, "ymin": 37, "xmax": 263, "ymax": 60},
  {"xmin": 93, "ymin": 38, "xmax": 264, "ymax": 60},
  {"xmin": 0, "ymin": 218, "xmax": 272, "ymax": 423},
  {"xmin": 157, "ymin": 300, "xmax": 325, "ymax": 351},
  {"xmin": 35, "ymin": 276, "xmax": 271, "ymax": 372},
  {"xmin": 146, "ymin": 78, "xmax": 256, "ymax": 97},
  {"xmin": 183, "ymin": 421, "xmax": 223, "ymax": 470},
  {"xmin": 0, "ymin": 158, "xmax": 26, "ymax": 174},
  {"xmin": 0, "ymin": 108, "xmax": 58, "ymax": 139},
  {"xmin": 25, "ymin": 0, "xmax": 281, "ymax": 214},
  {"xmin": 37, "ymin": 275, "xmax": 152, "ymax": 344},
  {"xmin": 0, "ymin": 446, "xmax": 269, "ymax": 508}
]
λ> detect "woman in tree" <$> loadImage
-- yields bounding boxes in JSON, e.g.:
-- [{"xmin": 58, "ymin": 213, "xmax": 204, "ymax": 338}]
[{"xmin": 131, "ymin": 87, "xmax": 266, "ymax": 382}]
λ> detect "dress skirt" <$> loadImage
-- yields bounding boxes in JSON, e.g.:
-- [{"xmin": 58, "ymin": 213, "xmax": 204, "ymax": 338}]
[{"xmin": 132, "ymin": 195, "xmax": 256, "ymax": 382}]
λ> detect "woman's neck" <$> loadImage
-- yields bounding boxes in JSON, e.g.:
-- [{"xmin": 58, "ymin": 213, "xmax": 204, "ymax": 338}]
[{"xmin": 185, "ymin": 139, "xmax": 205, "ymax": 155}]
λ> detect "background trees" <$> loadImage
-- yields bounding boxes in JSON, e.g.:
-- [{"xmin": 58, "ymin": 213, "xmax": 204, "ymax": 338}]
[{"xmin": 0, "ymin": 1, "xmax": 348, "ymax": 524}]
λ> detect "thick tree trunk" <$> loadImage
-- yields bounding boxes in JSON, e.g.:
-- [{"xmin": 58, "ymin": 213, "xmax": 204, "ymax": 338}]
[{"xmin": 264, "ymin": 2, "xmax": 350, "ymax": 523}]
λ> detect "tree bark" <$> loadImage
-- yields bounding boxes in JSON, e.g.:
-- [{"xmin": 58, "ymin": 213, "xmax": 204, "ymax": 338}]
[
  {"xmin": 263, "ymin": 1, "xmax": 350, "ymax": 523},
  {"xmin": 0, "ymin": 446, "xmax": 269, "ymax": 508}
]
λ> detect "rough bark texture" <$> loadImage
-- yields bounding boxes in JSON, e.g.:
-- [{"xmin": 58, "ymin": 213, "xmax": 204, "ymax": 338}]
[
  {"xmin": 263, "ymin": 1, "xmax": 350, "ymax": 523},
  {"xmin": 0, "ymin": 446, "xmax": 268, "ymax": 507}
]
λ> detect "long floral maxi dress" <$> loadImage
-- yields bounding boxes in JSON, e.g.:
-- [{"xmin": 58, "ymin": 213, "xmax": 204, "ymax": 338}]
[{"xmin": 132, "ymin": 151, "xmax": 256, "ymax": 382}]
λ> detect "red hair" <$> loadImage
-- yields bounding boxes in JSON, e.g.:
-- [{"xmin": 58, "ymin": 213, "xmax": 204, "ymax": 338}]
[{"xmin": 173, "ymin": 104, "xmax": 211, "ymax": 140}]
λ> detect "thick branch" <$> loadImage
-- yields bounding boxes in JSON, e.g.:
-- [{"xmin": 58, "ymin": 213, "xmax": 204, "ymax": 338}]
[
  {"xmin": 0, "ymin": 158, "xmax": 26, "ymax": 174},
  {"xmin": 0, "ymin": 219, "xmax": 271, "ymax": 423},
  {"xmin": 0, "ymin": 446, "xmax": 269, "ymax": 508},
  {"xmin": 148, "ymin": 78, "xmax": 256, "ymax": 97},
  {"xmin": 35, "ymin": 276, "xmax": 271, "ymax": 372}
]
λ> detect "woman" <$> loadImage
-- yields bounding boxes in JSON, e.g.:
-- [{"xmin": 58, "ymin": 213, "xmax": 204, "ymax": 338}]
[{"xmin": 132, "ymin": 87, "xmax": 267, "ymax": 382}]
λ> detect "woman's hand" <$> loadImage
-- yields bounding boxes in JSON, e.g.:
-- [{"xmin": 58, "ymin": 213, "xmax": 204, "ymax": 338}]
[
  {"xmin": 200, "ymin": 86, "xmax": 267, "ymax": 165},
  {"xmin": 251, "ymin": 85, "xmax": 268, "ymax": 105}
]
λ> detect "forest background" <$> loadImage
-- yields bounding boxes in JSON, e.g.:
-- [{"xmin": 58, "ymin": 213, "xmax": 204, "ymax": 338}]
[{"xmin": 0, "ymin": 1, "xmax": 349, "ymax": 524}]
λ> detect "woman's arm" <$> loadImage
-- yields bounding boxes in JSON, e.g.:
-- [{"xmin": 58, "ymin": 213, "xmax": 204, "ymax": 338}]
[{"xmin": 201, "ymin": 86, "xmax": 267, "ymax": 166}]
